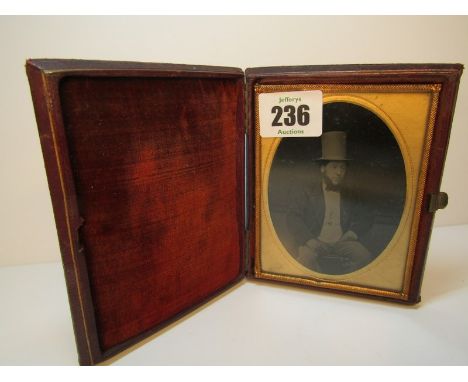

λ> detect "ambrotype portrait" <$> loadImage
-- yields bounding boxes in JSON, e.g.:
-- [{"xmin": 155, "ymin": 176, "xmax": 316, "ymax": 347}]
[{"xmin": 267, "ymin": 102, "xmax": 406, "ymax": 275}]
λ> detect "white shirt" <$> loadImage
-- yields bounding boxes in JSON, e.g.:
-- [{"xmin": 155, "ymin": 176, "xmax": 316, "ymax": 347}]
[{"xmin": 318, "ymin": 182, "xmax": 343, "ymax": 243}]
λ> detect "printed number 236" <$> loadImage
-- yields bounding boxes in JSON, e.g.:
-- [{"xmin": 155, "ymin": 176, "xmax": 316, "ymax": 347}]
[{"xmin": 271, "ymin": 105, "xmax": 310, "ymax": 127}]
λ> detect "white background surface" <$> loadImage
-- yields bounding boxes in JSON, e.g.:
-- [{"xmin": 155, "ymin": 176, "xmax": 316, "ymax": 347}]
[
  {"xmin": 1, "ymin": 225, "xmax": 467, "ymax": 365},
  {"xmin": 0, "ymin": 16, "xmax": 468, "ymax": 266}
]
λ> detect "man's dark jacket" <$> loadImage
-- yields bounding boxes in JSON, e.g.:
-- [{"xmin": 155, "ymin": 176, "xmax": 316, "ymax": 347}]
[{"xmin": 286, "ymin": 180, "xmax": 372, "ymax": 254}]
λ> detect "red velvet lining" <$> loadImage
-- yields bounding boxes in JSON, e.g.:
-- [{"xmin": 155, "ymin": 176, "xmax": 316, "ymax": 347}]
[{"xmin": 59, "ymin": 76, "xmax": 243, "ymax": 351}]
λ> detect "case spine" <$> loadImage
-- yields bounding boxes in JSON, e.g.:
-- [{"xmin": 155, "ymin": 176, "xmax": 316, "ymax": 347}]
[{"xmin": 244, "ymin": 74, "xmax": 256, "ymax": 278}]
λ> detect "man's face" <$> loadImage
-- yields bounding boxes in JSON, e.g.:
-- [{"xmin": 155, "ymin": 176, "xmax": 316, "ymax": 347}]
[{"xmin": 321, "ymin": 161, "xmax": 347, "ymax": 186}]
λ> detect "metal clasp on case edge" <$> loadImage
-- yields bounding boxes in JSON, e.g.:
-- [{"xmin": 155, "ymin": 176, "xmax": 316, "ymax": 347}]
[{"xmin": 428, "ymin": 192, "xmax": 449, "ymax": 213}]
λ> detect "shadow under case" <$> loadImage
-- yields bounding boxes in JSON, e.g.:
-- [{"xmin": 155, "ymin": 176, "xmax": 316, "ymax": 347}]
[{"xmin": 26, "ymin": 59, "xmax": 462, "ymax": 365}]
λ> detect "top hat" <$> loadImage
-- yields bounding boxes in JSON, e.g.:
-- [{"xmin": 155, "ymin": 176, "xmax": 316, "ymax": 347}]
[{"xmin": 318, "ymin": 131, "xmax": 351, "ymax": 161}]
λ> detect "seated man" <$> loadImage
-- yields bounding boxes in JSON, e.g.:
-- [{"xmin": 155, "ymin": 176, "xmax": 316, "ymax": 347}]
[{"xmin": 286, "ymin": 131, "xmax": 372, "ymax": 274}]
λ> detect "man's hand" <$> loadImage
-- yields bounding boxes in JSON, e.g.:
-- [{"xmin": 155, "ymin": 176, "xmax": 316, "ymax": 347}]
[
  {"xmin": 339, "ymin": 230, "xmax": 358, "ymax": 242},
  {"xmin": 305, "ymin": 238, "xmax": 330, "ymax": 257},
  {"xmin": 305, "ymin": 238, "xmax": 320, "ymax": 249},
  {"xmin": 298, "ymin": 244, "xmax": 321, "ymax": 270}
]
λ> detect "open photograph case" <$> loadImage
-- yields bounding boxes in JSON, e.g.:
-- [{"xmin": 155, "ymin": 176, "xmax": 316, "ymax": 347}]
[{"xmin": 26, "ymin": 60, "xmax": 462, "ymax": 365}]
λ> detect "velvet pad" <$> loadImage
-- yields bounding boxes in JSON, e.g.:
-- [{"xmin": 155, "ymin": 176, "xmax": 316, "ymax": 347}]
[{"xmin": 59, "ymin": 76, "xmax": 244, "ymax": 351}]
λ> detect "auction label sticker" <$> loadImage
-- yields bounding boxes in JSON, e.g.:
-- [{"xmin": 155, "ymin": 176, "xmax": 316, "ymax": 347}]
[{"xmin": 259, "ymin": 90, "xmax": 322, "ymax": 137}]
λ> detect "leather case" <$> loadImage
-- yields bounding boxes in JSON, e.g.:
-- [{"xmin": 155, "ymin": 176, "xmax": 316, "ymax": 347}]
[{"xmin": 26, "ymin": 59, "xmax": 463, "ymax": 365}]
